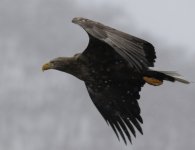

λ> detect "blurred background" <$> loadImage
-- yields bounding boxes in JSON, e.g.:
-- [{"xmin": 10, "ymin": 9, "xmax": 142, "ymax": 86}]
[{"xmin": 0, "ymin": 0, "xmax": 195, "ymax": 150}]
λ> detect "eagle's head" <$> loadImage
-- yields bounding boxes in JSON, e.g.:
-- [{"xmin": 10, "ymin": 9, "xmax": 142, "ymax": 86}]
[{"xmin": 42, "ymin": 53, "xmax": 82, "ymax": 79}]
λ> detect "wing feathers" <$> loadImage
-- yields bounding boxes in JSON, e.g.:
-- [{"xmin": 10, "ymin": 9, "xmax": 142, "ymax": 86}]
[
  {"xmin": 130, "ymin": 117, "xmax": 143, "ymax": 134},
  {"xmin": 86, "ymin": 82, "xmax": 144, "ymax": 144},
  {"xmin": 114, "ymin": 119, "xmax": 127, "ymax": 144},
  {"xmin": 118, "ymin": 118, "xmax": 132, "ymax": 144},
  {"xmin": 123, "ymin": 118, "xmax": 136, "ymax": 137},
  {"xmin": 75, "ymin": 18, "xmax": 156, "ymax": 72},
  {"xmin": 107, "ymin": 120, "xmax": 120, "ymax": 140}
]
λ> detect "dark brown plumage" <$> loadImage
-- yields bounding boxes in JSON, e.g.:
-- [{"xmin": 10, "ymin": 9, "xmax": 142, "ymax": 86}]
[{"xmin": 42, "ymin": 17, "xmax": 189, "ymax": 144}]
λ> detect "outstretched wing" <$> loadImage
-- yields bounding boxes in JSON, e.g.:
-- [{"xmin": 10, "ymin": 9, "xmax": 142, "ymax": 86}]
[
  {"xmin": 72, "ymin": 17, "xmax": 156, "ymax": 72},
  {"xmin": 85, "ymin": 77, "xmax": 145, "ymax": 144},
  {"xmin": 72, "ymin": 17, "xmax": 152, "ymax": 143}
]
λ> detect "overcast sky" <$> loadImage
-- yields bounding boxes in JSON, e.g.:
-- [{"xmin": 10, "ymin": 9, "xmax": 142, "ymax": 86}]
[{"xmin": 0, "ymin": 0, "xmax": 195, "ymax": 150}]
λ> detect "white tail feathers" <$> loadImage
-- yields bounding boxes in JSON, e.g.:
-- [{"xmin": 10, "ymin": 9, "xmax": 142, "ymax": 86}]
[
  {"xmin": 173, "ymin": 76, "xmax": 190, "ymax": 84},
  {"xmin": 149, "ymin": 68, "xmax": 190, "ymax": 84}
]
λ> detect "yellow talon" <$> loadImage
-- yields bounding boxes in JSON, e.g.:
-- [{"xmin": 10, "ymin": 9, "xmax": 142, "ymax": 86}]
[{"xmin": 143, "ymin": 76, "xmax": 163, "ymax": 86}]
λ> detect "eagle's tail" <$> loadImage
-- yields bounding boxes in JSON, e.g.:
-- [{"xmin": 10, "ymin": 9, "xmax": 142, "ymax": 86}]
[{"xmin": 143, "ymin": 68, "xmax": 190, "ymax": 86}]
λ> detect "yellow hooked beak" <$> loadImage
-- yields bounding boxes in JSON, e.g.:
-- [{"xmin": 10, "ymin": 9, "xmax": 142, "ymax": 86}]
[{"xmin": 42, "ymin": 62, "xmax": 53, "ymax": 71}]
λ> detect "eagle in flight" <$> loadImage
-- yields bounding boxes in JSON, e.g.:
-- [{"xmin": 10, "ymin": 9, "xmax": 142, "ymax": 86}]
[{"xmin": 42, "ymin": 17, "xmax": 189, "ymax": 144}]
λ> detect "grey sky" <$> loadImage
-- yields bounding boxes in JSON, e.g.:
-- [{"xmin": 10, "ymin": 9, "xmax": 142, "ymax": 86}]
[{"xmin": 0, "ymin": 0, "xmax": 194, "ymax": 150}]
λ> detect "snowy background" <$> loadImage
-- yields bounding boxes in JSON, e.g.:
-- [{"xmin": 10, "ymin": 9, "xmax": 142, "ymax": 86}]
[{"xmin": 0, "ymin": 0, "xmax": 195, "ymax": 150}]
